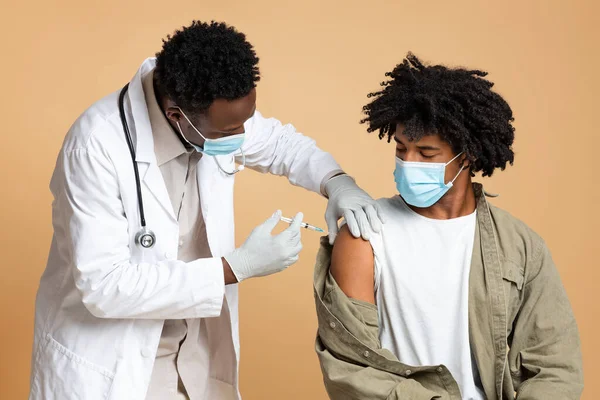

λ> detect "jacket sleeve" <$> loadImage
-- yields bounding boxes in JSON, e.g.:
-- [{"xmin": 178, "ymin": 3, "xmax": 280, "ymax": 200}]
[
  {"xmin": 315, "ymin": 277, "xmax": 443, "ymax": 400},
  {"xmin": 509, "ymin": 240, "xmax": 584, "ymax": 399},
  {"xmin": 238, "ymin": 111, "xmax": 343, "ymax": 194},
  {"xmin": 59, "ymin": 147, "xmax": 225, "ymax": 320}
]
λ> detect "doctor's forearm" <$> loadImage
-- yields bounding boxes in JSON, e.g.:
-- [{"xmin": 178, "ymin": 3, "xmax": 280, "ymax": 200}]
[{"xmin": 222, "ymin": 258, "xmax": 239, "ymax": 285}]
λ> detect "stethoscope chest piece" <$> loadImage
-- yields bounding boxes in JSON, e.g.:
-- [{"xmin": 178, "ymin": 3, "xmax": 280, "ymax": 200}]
[{"xmin": 135, "ymin": 227, "xmax": 156, "ymax": 249}]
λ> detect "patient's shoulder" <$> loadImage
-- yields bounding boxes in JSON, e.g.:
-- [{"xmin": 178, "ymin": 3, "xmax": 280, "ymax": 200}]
[{"xmin": 330, "ymin": 225, "xmax": 375, "ymax": 304}]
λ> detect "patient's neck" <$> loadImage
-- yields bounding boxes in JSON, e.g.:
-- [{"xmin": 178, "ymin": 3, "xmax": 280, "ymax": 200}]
[{"xmin": 409, "ymin": 179, "xmax": 476, "ymax": 220}]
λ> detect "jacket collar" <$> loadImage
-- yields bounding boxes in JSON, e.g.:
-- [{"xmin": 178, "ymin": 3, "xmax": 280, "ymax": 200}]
[{"xmin": 468, "ymin": 183, "xmax": 507, "ymax": 400}]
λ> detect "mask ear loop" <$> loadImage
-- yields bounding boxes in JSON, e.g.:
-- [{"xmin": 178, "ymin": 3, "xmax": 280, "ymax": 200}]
[
  {"xmin": 447, "ymin": 152, "xmax": 467, "ymax": 185},
  {"xmin": 449, "ymin": 164, "xmax": 465, "ymax": 184},
  {"xmin": 445, "ymin": 151, "xmax": 464, "ymax": 166},
  {"xmin": 175, "ymin": 121, "xmax": 195, "ymax": 148},
  {"xmin": 177, "ymin": 107, "xmax": 208, "ymax": 141}
]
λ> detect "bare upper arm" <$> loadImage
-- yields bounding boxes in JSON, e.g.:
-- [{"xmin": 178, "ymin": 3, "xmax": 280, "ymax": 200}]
[{"xmin": 330, "ymin": 225, "xmax": 376, "ymax": 304}]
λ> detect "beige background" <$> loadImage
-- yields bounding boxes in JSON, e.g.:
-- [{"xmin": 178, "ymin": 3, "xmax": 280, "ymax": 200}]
[{"xmin": 1, "ymin": 0, "xmax": 598, "ymax": 398}]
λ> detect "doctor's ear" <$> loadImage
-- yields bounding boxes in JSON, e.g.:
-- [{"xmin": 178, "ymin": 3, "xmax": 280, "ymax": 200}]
[{"xmin": 165, "ymin": 107, "xmax": 183, "ymax": 123}]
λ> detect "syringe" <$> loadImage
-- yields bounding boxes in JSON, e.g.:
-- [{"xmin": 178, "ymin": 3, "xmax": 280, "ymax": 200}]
[{"xmin": 280, "ymin": 216, "xmax": 325, "ymax": 233}]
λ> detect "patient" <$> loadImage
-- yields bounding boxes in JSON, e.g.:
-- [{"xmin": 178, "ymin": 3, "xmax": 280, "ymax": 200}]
[{"xmin": 314, "ymin": 53, "xmax": 583, "ymax": 400}]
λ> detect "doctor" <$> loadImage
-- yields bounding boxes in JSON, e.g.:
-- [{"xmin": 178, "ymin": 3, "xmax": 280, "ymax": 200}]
[{"xmin": 29, "ymin": 20, "xmax": 383, "ymax": 400}]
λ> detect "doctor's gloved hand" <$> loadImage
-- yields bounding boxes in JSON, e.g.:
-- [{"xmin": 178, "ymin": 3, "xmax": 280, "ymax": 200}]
[
  {"xmin": 224, "ymin": 211, "xmax": 303, "ymax": 282},
  {"xmin": 324, "ymin": 174, "xmax": 386, "ymax": 245}
]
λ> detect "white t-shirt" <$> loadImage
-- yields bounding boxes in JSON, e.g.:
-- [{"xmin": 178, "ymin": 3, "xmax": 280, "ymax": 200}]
[{"xmin": 369, "ymin": 196, "xmax": 484, "ymax": 400}]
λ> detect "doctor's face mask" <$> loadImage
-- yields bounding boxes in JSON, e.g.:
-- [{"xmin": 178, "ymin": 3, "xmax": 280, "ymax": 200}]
[
  {"xmin": 170, "ymin": 88, "xmax": 257, "ymax": 155},
  {"xmin": 176, "ymin": 109, "xmax": 246, "ymax": 156}
]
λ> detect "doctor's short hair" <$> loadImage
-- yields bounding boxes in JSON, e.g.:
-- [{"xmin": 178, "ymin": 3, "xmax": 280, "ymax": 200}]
[
  {"xmin": 154, "ymin": 21, "xmax": 260, "ymax": 113},
  {"xmin": 361, "ymin": 53, "xmax": 515, "ymax": 177}
]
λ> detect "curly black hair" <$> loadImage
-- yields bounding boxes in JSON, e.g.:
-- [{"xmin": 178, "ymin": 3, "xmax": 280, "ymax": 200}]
[
  {"xmin": 361, "ymin": 53, "xmax": 515, "ymax": 177},
  {"xmin": 155, "ymin": 21, "xmax": 260, "ymax": 113}
]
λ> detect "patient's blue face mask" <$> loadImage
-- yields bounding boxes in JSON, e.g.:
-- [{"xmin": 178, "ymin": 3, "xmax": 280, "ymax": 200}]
[
  {"xmin": 176, "ymin": 108, "xmax": 245, "ymax": 156},
  {"xmin": 394, "ymin": 152, "xmax": 465, "ymax": 208}
]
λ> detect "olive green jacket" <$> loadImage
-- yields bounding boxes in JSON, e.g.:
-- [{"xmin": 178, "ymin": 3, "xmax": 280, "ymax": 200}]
[{"xmin": 314, "ymin": 184, "xmax": 583, "ymax": 400}]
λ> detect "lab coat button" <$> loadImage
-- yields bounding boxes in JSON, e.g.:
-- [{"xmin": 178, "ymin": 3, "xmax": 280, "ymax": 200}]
[
  {"xmin": 141, "ymin": 348, "xmax": 152, "ymax": 358},
  {"xmin": 165, "ymin": 251, "xmax": 174, "ymax": 259}
]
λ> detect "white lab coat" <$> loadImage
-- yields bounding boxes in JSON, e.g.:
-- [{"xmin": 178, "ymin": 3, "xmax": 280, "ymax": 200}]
[{"xmin": 29, "ymin": 58, "xmax": 341, "ymax": 400}]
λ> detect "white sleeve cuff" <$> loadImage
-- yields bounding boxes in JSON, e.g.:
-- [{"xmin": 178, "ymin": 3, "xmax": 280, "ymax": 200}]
[
  {"xmin": 320, "ymin": 170, "xmax": 346, "ymax": 197},
  {"xmin": 187, "ymin": 257, "xmax": 226, "ymax": 318}
]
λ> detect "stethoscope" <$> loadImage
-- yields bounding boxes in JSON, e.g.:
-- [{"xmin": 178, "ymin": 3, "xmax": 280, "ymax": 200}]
[{"xmin": 118, "ymin": 84, "xmax": 245, "ymax": 249}]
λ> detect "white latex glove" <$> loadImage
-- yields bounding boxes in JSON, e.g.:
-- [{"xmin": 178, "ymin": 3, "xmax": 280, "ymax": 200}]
[
  {"xmin": 324, "ymin": 174, "xmax": 385, "ymax": 245},
  {"xmin": 224, "ymin": 210, "xmax": 304, "ymax": 282}
]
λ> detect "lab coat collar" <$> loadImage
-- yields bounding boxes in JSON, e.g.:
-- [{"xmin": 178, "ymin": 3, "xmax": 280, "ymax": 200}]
[
  {"xmin": 124, "ymin": 58, "xmax": 177, "ymax": 221},
  {"xmin": 126, "ymin": 57, "xmax": 158, "ymax": 164}
]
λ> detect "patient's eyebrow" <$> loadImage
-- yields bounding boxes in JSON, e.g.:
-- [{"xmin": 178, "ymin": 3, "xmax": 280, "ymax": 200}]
[
  {"xmin": 394, "ymin": 137, "xmax": 440, "ymax": 151},
  {"xmin": 417, "ymin": 145, "xmax": 441, "ymax": 151}
]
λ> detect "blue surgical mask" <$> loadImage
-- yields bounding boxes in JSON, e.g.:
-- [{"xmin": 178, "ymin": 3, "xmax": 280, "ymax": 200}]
[
  {"xmin": 394, "ymin": 152, "xmax": 465, "ymax": 208},
  {"xmin": 176, "ymin": 108, "xmax": 245, "ymax": 156}
]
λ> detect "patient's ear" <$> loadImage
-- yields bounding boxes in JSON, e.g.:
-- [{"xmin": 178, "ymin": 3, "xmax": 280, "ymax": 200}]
[{"xmin": 330, "ymin": 225, "xmax": 376, "ymax": 304}]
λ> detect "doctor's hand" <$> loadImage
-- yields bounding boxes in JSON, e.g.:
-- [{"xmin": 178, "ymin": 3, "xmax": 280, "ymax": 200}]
[
  {"xmin": 224, "ymin": 211, "xmax": 303, "ymax": 282},
  {"xmin": 324, "ymin": 174, "xmax": 386, "ymax": 245}
]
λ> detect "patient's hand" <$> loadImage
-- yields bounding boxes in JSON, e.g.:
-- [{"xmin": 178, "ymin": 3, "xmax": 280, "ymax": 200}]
[{"xmin": 330, "ymin": 225, "xmax": 376, "ymax": 304}]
